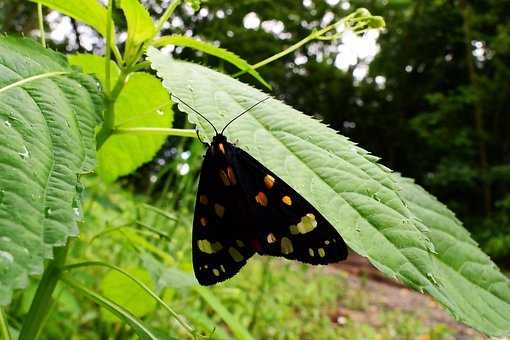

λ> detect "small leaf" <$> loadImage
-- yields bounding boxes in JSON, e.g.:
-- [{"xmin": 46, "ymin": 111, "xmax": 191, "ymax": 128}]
[
  {"xmin": 68, "ymin": 53, "xmax": 120, "ymax": 86},
  {"xmin": 99, "ymin": 267, "xmax": 157, "ymax": 322},
  {"xmin": 0, "ymin": 37, "xmax": 102, "ymax": 306},
  {"xmin": 154, "ymin": 35, "xmax": 271, "ymax": 89},
  {"xmin": 69, "ymin": 54, "xmax": 173, "ymax": 182},
  {"xmin": 30, "ymin": 0, "xmax": 111, "ymax": 38},
  {"xmin": 117, "ymin": 0, "xmax": 157, "ymax": 64}
]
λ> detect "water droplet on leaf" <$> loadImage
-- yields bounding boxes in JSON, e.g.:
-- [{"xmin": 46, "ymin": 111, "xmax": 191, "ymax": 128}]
[
  {"xmin": 0, "ymin": 251, "xmax": 14, "ymax": 264},
  {"xmin": 18, "ymin": 146, "xmax": 30, "ymax": 160}
]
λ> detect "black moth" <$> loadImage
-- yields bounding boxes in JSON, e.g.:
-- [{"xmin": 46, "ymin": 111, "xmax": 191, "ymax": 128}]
[{"xmin": 174, "ymin": 95, "xmax": 348, "ymax": 285}]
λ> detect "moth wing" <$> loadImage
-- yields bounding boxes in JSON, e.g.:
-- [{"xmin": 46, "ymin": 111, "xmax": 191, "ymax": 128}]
[
  {"xmin": 192, "ymin": 147, "xmax": 255, "ymax": 285},
  {"xmin": 233, "ymin": 147, "xmax": 348, "ymax": 264}
]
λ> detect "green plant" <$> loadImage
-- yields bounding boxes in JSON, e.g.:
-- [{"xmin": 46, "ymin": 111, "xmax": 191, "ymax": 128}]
[{"xmin": 0, "ymin": 0, "xmax": 509, "ymax": 339}]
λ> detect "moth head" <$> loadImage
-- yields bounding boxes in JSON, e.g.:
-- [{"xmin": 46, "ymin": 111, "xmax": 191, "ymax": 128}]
[{"xmin": 212, "ymin": 134, "xmax": 227, "ymax": 145}]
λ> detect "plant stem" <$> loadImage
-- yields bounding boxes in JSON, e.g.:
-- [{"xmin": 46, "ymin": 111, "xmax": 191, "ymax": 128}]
[
  {"xmin": 234, "ymin": 8, "xmax": 383, "ymax": 76},
  {"xmin": 96, "ymin": 69, "xmax": 130, "ymax": 150},
  {"xmin": 113, "ymin": 127, "xmax": 198, "ymax": 138},
  {"xmin": 37, "ymin": 4, "xmax": 46, "ymax": 48},
  {"xmin": 18, "ymin": 244, "xmax": 70, "ymax": 340},
  {"xmin": 105, "ymin": 0, "xmax": 114, "ymax": 94},
  {"xmin": 155, "ymin": 0, "xmax": 182, "ymax": 33},
  {"xmin": 0, "ymin": 308, "xmax": 12, "ymax": 340}
]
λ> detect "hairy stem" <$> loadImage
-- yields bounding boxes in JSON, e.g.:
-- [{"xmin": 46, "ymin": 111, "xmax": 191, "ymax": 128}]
[
  {"xmin": 155, "ymin": 0, "xmax": 182, "ymax": 33},
  {"xmin": 37, "ymin": 4, "xmax": 46, "ymax": 48},
  {"xmin": 234, "ymin": 8, "xmax": 383, "ymax": 76},
  {"xmin": 105, "ymin": 0, "xmax": 114, "ymax": 94}
]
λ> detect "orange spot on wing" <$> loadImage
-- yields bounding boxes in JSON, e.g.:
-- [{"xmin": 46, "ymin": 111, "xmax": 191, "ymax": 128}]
[
  {"xmin": 218, "ymin": 143, "xmax": 225, "ymax": 154},
  {"xmin": 255, "ymin": 192, "xmax": 268, "ymax": 207},
  {"xmin": 226, "ymin": 166, "xmax": 237, "ymax": 185},
  {"xmin": 199, "ymin": 195, "xmax": 208, "ymax": 205},
  {"xmin": 264, "ymin": 175, "xmax": 275, "ymax": 189},
  {"xmin": 282, "ymin": 195, "xmax": 292, "ymax": 206},
  {"xmin": 219, "ymin": 170, "xmax": 230, "ymax": 186},
  {"xmin": 200, "ymin": 217, "xmax": 207, "ymax": 227}
]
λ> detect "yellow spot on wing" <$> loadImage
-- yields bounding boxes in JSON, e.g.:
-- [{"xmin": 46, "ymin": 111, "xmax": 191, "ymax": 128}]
[
  {"xmin": 282, "ymin": 195, "xmax": 292, "ymax": 206},
  {"xmin": 297, "ymin": 213, "xmax": 317, "ymax": 234},
  {"xmin": 197, "ymin": 240, "xmax": 223, "ymax": 254},
  {"xmin": 255, "ymin": 192, "xmax": 268, "ymax": 206},
  {"xmin": 290, "ymin": 225, "xmax": 299, "ymax": 235},
  {"xmin": 290, "ymin": 214, "xmax": 317, "ymax": 235},
  {"xmin": 309, "ymin": 248, "xmax": 314, "ymax": 257},
  {"xmin": 264, "ymin": 174, "xmax": 275, "ymax": 189},
  {"xmin": 220, "ymin": 265, "xmax": 226, "ymax": 272},
  {"xmin": 236, "ymin": 240, "xmax": 245, "ymax": 247},
  {"xmin": 199, "ymin": 195, "xmax": 208, "ymax": 205},
  {"xmin": 318, "ymin": 248, "xmax": 326, "ymax": 257},
  {"xmin": 281, "ymin": 237, "xmax": 294, "ymax": 255},
  {"xmin": 267, "ymin": 233, "xmax": 277, "ymax": 243},
  {"xmin": 228, "ymin": 247, "xmax": 244, "ymax": 262},
  {"xmin": 213, "ymin": 268, "xmax": 220, "ymax": 276},
  {"xmin": 200, "ymin": 217, "xmax": 208, "ymax": 227},
  {"xmin": 214, "ymin": 203, "xmax": 225, "ymax": 218}
]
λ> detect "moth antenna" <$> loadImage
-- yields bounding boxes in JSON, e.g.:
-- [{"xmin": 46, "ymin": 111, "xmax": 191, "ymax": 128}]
[
  {"xmin": 171, "ymin": 93, "xmax": 219, "ymax": 135},
  {"xmin": 220, "ymin": 96, "xmax": 271, "ymax": 135},
  {"xmin": 195, "ymin": 129, "xmax": 208, "ymax": 145}
]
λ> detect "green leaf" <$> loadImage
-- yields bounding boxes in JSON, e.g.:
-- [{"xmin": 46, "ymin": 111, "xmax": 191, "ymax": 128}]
[
  {"xmin": 0, "ymin": 37, "xmax": 102, "ymax": 306},
  {"xmin": 69, "ymin": 54, "xmax": 173, "ymax": 182},
  {"xmin": 99, "ymin": 267, "xmax": 157, "ymax": 322},
  {"xmin": 118, "ymin": 0, "xmax": 157, "ymax": 64},
  {"xmin": 30, "ymin": 0, "xmax": 110, "ymax": 37},
  {"xmin": 398, "ymin": 176, "xmax": 510, "ymax": 336},
  {"xmin": 62, "ymin": 276, "xmax": 160, "ymax": 340},
  {"xmin": 154, "ymin": 35, "xmax": 271, "ymax": 89},
  {"xmin": 147, "ymin": 50, "xmax": 510, "ymax": 336}
]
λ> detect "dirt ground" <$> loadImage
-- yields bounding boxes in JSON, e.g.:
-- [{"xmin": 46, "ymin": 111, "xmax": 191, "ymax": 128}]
[{"xmin": 327, "ymin": 253, "xmax": 488, "ymax": 339}]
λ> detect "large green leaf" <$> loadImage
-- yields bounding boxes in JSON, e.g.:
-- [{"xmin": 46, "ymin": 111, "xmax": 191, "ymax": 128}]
[
  {"xmin": 118, "ymin": 0, "xmax": 157, "ymax": 64},
  {"xmin": 30, "ymin": 0, "xmax": 110, "ymax": 37},
  {"xmin": 0, "ymin": 37, "xmax": 102, "ymax": 306},
  {"xmin": 147, "ymin": 49, "xmax": 510, "ymax": 336},
  {"xmin": 69, "ymin": 54, "xmax": 173, "ymax": 182}
]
